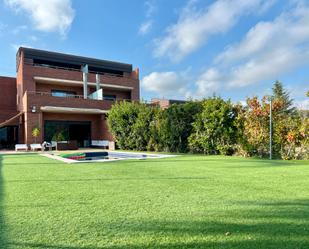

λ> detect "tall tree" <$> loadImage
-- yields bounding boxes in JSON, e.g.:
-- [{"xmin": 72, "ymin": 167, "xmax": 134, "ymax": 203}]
[{"xmin": 272, "ymin": 81, "xmax": 296, "ymax": 114}]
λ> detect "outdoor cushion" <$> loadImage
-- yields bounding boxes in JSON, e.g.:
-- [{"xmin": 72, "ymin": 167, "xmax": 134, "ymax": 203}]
[
  {"xmin": 15, "ymin": 144, "xmax": 28, "ymax": 151},
  {"xmin": 30, "ymin": 144, "xmax": 43, "ymax": 151},
  {"xmin": 92, "ymin": 140, "xmax": 109, "ymax": 147}
]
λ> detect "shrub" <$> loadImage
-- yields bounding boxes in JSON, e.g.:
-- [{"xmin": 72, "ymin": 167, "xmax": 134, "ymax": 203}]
[
  {"xmin": 151, "ymin": 101, "xmax": 202, "ymax": 153},
  {"xmin": 31, "ymin": 126, "xmax": 41, "ymax": 143},
  {"xmin": 189, "ymin": 97, "xmax": 238, "ymax": 154},
  {"xmin": 107, "ymin": 101, "xmax": 158, "ymax": 151}
]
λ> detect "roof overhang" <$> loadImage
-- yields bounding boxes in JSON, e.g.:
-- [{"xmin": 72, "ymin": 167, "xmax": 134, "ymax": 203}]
[
  {"xmin": 34, "ymin": 76, "xmax": 133, "ymax": 91},
  {"xmin": 19, "ymin": 47, "xmax": 132, "ymax": 73},
  {"xmin": 40, "ymin": 106, "xmax": 108, "ymax": 114}
]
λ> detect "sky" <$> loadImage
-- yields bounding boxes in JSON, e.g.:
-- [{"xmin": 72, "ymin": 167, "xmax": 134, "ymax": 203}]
[{"xmin": 0, "ymin": 0, "xmax": 308, "ymax": 109}]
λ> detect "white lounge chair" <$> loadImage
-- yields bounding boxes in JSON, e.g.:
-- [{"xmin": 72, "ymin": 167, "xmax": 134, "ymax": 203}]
[
  {"xmin": 91, "ymin": 140, "xmax": 109, "ymax": 148},
  {"xmin": 15, "ymin": 144, "xmax": 28, "ymax": 151},
  {"xmin": 30, "ymin": 143, "xmax": 43, "ymax": 151}
]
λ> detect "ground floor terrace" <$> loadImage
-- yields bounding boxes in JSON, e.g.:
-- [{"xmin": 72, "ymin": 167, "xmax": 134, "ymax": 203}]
[{"xmin": 0, "ymin": 110, "xmax": 112, "ymax": 149}]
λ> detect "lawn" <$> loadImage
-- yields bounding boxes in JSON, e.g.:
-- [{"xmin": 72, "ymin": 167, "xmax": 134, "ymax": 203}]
[{"xmin": 0, "ymin": 154, "xmax": 309, "ymax": 249}]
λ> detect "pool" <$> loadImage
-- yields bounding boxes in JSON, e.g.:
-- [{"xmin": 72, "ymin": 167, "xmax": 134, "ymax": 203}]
[{"xmin": 42, "ymin": 151, "xmax": 175, "ymax": 163}]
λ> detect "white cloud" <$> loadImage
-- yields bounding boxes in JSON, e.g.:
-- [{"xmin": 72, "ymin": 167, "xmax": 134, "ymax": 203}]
[
  {"xmin": 192, "ymin": 1, "xmax": 309, "ymax": 94},
  {"xmin": 141, "ymin": 71, "xmax": 189, "ymax": 97},
  {"xmin": 139, "ymin": 20, "xmax": 153, "ymax": 35},
  {"xmin": 294, "ymin": 99, "xmax": 309, "ymax": 110},
  {"xmin": 195, "ymin": 68, "xmax": 222, "ymax": 97},
  {"xmin": 5, "ymin": 0, "xmax": 75, "ymax": 36},
  {"xmin": 216, "ymin": 5, "xmax": 309, "ymax": 65},
  {"xmin": 154, "ymin": 0, "xmax": 274, "ymax": 62},
  {"xmin": 138, "ymin": 0, "xmax": 156, "ymax": 35},
  {"xmin": 145, "ymin": 0, "xmax": 156, "ymax": 18}
]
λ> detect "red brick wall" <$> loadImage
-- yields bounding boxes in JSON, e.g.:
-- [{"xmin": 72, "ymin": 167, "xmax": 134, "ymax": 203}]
[
  {"xmin": 37, "ymin": 84, "xmax": 131, "ymax": 100},
  {"xmin": 0, "ymin": 76, "xmax": 18, "ymax": 123},
  {"xmin": 151, "ymin": 98, "xmax": 171, "ymax": 109},
  {"xmin": 16, "ymin": 50, "xmax": 140, "ymax": 145},
  {"xmin": 36, "ymin": 83, "xmax": 84, "ymax": 95},
  {"xmin": 20, "ymin": 60, "xmax": 139, "ymax": 100}
]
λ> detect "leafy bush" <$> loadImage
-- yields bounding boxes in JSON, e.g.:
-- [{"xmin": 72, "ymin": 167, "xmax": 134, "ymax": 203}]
[
  {"xmin": 107, "ymin": 101, "xmax": 157, "ymax": 151},
  {"xmin": 188, "ymin": 97, "xmax": 238, "ymax": 154},
  {"xmin": 52, "ymin": 131, "xmax": 67, "ymax": 142},
  {"xmin": 151, "ymin": 101, "xmax": 201, "ymax": 152},
  {"xmin": 106, "ymin": 82, "xmax": 308, "ymax": 160},
  {"xmin": 31, "ymin": 126, "xmax": 40, "ymax": 143}
]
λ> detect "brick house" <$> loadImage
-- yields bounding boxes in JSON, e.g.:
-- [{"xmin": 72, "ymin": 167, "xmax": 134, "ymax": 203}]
[
  {"xmin": 150, "ymin": 98, "xmax": 186, "ymax": 109},
  {"xmin": 0, "ymin": 47, "xmax": 139, "ymax": 149}
]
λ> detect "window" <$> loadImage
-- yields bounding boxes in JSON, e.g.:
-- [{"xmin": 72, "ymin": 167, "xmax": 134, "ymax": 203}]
[
  {"xmin": 33, "ymin": 59, "xmax": 81, "ymax": 71},
  {"xmin": 103, "ymin": 94, "xmax": 116, "ymax": 101},
  {"xmin": 51, "ymin": 90, "xmax": 77, "ymax": 98}
]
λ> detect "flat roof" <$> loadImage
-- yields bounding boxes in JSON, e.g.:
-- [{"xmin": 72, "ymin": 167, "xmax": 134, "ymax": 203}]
[{"xmin": 18, "ymin": 47, "xmax": 133, "ymax": 73}]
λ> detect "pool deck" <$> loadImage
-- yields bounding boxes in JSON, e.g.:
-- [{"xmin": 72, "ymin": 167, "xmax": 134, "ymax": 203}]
[
  {"xmin": 0, "ymin": 149, "xmax": 176, "ymax": 163},
  {"xmin": 0, "ymin": 148, "xmax": 107, "ymax": 155},
  {"xmin": 42, "ymin": 150, "xmax": 176, "ymax": 163}
]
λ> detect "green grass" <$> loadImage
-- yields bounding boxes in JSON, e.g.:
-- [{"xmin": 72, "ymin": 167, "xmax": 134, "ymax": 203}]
[{"xmin": 0, "ymin": 154, "xmax": 309, "ymax": 249}]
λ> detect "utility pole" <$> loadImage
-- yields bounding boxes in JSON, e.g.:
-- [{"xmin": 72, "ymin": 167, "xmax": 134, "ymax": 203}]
[{"xmin": 269, "ymin": 98, "xmax": 272, "ymax": 160}]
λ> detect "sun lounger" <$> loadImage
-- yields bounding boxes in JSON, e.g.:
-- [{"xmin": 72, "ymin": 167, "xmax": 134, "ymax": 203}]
[
  {"xmin": 15, "ymin": 144, "xmax": 28, "ymax": 151},
  {"xmin": 91, "ymin": 140, "xmax": 109, "ymax": 148},
  {"xmin": 30, "ymin": 143, "xmax": 43, "ymax": 151}
]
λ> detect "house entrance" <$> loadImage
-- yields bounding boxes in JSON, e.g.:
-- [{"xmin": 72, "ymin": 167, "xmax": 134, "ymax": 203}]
[{"xmin": 44, "ymin": 121, "xmax": 91, "ymax": 147}]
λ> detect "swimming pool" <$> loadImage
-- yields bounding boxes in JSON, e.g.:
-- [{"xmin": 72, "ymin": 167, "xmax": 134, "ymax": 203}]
[{"xmin": 42, "ymin": 151, "xmax": 175, "ymax": 163}]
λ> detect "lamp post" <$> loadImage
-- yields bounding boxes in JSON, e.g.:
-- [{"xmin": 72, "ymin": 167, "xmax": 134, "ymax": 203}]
[{"xmin": 269, "ymin": 98, "xmax": 272, "ymax": 160}]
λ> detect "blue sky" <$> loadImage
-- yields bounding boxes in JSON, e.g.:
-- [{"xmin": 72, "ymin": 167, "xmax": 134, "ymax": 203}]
[{"xmin": 0, "ymin": 0, "xmax": 308, "ymax": 108}]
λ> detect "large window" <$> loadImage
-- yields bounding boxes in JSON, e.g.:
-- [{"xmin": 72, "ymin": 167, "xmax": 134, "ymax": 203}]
[
  {"xmin": 0, "ymin": 126, "xmax": 18, "ymax": 149},
  {"xmin": 51, "ymin": 90, "xmax": 77, "ymax": 98},
  {"xmin": 44, "ymin": 121, "xmax": 91, "ymax": 148},
  {"xmin": 103, "ymin": 94, "xmax": 116, "ymax": 101}
]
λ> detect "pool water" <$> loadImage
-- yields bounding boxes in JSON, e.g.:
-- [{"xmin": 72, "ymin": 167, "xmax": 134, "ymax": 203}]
[{"xmin": 60, "ymin": 151, "xmax": 155, "ymax": 162}]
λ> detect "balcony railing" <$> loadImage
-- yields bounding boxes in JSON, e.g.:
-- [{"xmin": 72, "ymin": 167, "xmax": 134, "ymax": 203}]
[
  {"xmin": 26, "ymin": 62, "xmax": 131, "ymax": 79},
  {"xmin": 26, "ymin": 91, "xmax": 132, "ymax": 102}
]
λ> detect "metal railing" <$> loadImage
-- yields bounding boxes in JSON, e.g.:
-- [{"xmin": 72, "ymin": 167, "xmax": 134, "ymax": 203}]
[
  {"xmin": 26, "ymin": 62, "xmax": 132, "ymax": 79},
  {"xmin": 26, "ymin": 91, "xmax": 132, "ymax": 102}
]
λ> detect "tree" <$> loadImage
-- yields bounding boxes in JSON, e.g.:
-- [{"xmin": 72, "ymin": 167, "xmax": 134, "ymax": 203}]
[
  {"xmin": 132, "ymin": 103, "xmax": 158, "ymax": 151},
  {"xmin": 272, "ymin": 81, "xmax": 296, "ymax": 114},
  {"xmin": 31, "ymin": 126, "xmax": 40, "ymax": 143},
  {"xmin": 107, "ymin": 101, "xmax": 157, "ymax": 150},
  {"xmin": 150, "ymin": 101, "xmax": 202, "ymax": 152},
  {"xmin": 188, "ymin": 97, "xmax": 238, "ymax": 155}
]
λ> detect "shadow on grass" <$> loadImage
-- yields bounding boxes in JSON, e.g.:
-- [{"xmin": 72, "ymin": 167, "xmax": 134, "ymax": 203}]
[
  {"xmin": 0, "ymin": 155, "xmax": 7, "ymax": 247},
  {"xmin": 7, "ymin": 199, "xmax": 309, "ymax": 249},
  {"xmin": 5, "ymin": 176, "xmax": 210, "ymax": 183},
  {"xmin": 2, "ymin": 154, "xmax": 309, "ymax": 249}
]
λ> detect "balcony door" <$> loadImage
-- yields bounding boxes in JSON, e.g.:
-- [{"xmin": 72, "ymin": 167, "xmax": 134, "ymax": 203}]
[
  {"xmin": 0, "ymin": 126, "xmax": 18, "ymax": 149},
  {"xmin": 44, "ymin": 121, "xmax": 91, "ymax": 147}
]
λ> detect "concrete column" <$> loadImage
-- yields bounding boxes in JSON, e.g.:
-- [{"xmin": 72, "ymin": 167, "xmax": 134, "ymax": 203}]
[
  {"xmin": 82, "ymin": 64, "xmax": 88, "ymax": 99},
  {"xmin": 96, "ymin": 74, "xmax": 100, "ymax": 91}
]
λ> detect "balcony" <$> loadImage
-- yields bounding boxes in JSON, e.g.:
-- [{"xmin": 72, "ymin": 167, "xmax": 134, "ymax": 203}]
[
  {"xmin": 23, "ymin": 91, "xmax": 130, "ymax": 114},
  {"xmin": 24, "ymin": 61, "xmax": 139, "ymax": 87}
]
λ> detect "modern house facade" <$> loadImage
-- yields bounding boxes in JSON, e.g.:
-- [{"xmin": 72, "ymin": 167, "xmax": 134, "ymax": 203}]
[{"xmin": 0, "ymin": 47, "xmax": 140, "ymax": 149}]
